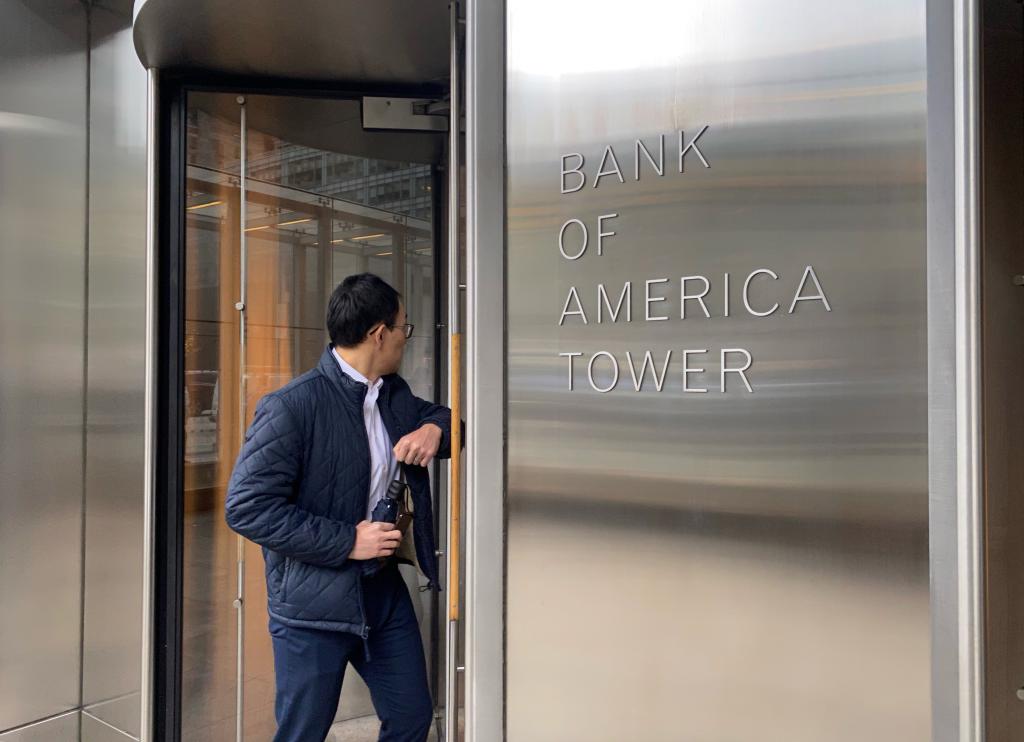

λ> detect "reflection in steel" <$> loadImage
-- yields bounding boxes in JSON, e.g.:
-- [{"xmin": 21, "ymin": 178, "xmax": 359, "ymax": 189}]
[
  {"xmin": 0, "ymin": 713, "xmax": 79, "ymax": 742},
  {"xmin": 82, "ymin": 11, "xmax": 149, "ymax": 739},
  {"xmin": 0, "ymin": 1, "xmax": 88, "ymax": 732},
  {"xmin": 506, "ymin": 0, "xmax": 930, "ymax": 740}
]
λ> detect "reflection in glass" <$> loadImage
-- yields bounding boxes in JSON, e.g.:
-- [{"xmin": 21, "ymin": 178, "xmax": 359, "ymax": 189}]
[{"xmin": 182, "ymin": 93, "xmax": 436, "ymax": 740}]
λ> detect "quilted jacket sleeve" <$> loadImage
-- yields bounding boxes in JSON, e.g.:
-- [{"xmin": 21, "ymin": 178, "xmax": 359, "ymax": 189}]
[
  {"xmin": 413, "ymin": 394, "xmax": 460, "ymax": 460},
  {"xmin": 225, "ymin": 393, "xmax": 356, "ymax": 568}
]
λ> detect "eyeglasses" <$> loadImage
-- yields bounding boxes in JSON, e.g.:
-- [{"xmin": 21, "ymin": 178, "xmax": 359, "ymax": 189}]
[{"xmin": 387, "ymin": 322, "xmax": 415, "ymax": 339}]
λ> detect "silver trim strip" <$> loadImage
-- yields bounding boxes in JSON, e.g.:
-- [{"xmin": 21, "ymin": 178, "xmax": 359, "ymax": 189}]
[
  {"xmin": 445, "ymin": 619, "xmax": 458, "ymax": 742},
  {"xmin": 446, "ymin": 3, "xmax": 462, "ymax": 740},
  {"xmin": 235, "ymin": 96, "xmax": 248, "ymax": 742},
  {"xmin": 953, "ymin": 0, "xmax": 984, "ymax": 738},
  {"xmin": 464, "ymin": 0, "xmax": 505, "ymax": 737},
  {"xmin": 139, "ymin": 67, "xmax": 158, "ymax": 742},
  {"xmin": 81, "ymin": 711, "xmax": 140, "ymax": 741},
  {"xmin": 447, "ymin": 2, "xmax": 461, "ymax": 340},
  {"xmin": 0, "ymin": 711, "xmax": 80, "ymax": 738}
]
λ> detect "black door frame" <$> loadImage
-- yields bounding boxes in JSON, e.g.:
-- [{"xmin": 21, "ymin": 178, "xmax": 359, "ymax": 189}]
[{"xmin": 153, "ymin": 71, "xmax": 448, "ymax": 742}]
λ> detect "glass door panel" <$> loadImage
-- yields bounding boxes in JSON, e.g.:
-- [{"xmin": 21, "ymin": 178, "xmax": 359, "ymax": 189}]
[
  {"xmin": 181, "ymin": 91, "xmax": 438, "ymax": 741},
  {"xmin": 182, "ymin": 105, "xmax": 242, "ymax": 742}
]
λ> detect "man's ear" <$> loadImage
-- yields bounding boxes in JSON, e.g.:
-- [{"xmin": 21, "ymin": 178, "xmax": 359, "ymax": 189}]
[{"xmin": 369, "ymin": 323, "xmax": 385, "ymax": 347}]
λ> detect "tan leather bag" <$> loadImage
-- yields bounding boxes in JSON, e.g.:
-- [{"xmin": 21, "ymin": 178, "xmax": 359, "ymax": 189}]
[{"xmin": 392, "ymin": 468, "xmax": 421, "ymax": 573}]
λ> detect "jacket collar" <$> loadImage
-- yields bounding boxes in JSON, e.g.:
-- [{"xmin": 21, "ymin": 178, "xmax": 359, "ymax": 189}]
[{"xmin": 317, "ymin": 345, "xmax": 395, "ymax": 406}]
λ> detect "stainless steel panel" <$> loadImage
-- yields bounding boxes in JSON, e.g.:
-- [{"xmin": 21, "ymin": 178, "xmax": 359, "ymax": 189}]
[
  {"xmin": 924, "ymin": 0, "xmax": 977, "ymax": 738},
  {"xmin": 82, "ymin": 9, "xmax": 148, "ymax": 740},
  {"xmin": 0, "ymin": 712, "xmax": 79, "ymax": 742},
  {"xmin": 0, "ymin": 0, "xmax": 88, "ymax": 732},
  {"xmin": 81, "ymin": 711, "xmax": 138, "ymax": 742},
  {"xmin": 132, "ymin": 0, "xmax": 449, "ymax": 85},
  {"xmin": 464, "ymin": 0, "xmax": 506, "ymax": 737},
  {"xmin": 924, "ymin": 3, "xmax": 960, "ymax": 740},
  {"xmin": 83, "ymin": 698, "xmax": 140, "ymax": 742},
  {"xmin": 506, "ymin": 2, "xmax": 930, "ymax": 741},
  {"xmin": 140, "ymin": 65, "xmax": 158, "ymax": 742},
  {"xmin": 949, "ymin": 0, "xmax": 986, "ymax": 738}
]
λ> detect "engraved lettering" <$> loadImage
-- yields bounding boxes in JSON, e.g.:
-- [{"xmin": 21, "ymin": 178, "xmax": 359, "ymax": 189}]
[
  {"xmin": 681, "ymin": 275, "xmax": 712, "ymax": 319},
  {"xmin": 678, "ymin": 126, "xmax": 711, "ymax": 171},
  {"xmin": 559, "ymin": 285, "xmax": 589, "ymax": 325},
  {"xmin": 645, "ymin": 278, "xmax": 670, "ymax": 321},
  {"xmin": 721, "ymin": 349, "xmax": 754, "ymax": 393},
  {"xmin": 560, "ymin": 153, "xmax": 585, "ymax": 193},
  {"xmin": 587, "ymin": 351, "xmax": 619, "ymax": 393},
  {"xmin": 593, "ymin": 145, "xmax": 625, "ymax": 188},
  {"xmin": 625, "ymin": 350, "xmax": 673, "ymax": 392},
  {"xmin": 596, "ymin": 213, "xmax": 617, "ymax": 256},
  {"xmin": 682, "ymin": 349, "xmax": 708, "ymax": 393},
  {"xmin": 559, "ymin": 351, "xmax": 583, "ymax": 390},
  {"xmin": 788, "ymin": 265, "xmax": 832, "ymax": 313},
  {"xmin": 558, "ymin": 218, "xmax": 588, "ymax": 260},
  {"xmin": 743, "ymin": 269, "xmax": 780, "ymax": 317},
  {"xmin": 634, "ymin": 135, "xmax": 665, "ymax": 180},
  {"xmin": 597, "ymin": 282, "xmax": 632, "ymax": 323}
]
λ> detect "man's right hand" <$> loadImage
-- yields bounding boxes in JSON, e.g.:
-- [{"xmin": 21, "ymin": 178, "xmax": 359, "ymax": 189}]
[{"xmin": 349, "ymin": 520, "xmax": 403, "ymax": 560}]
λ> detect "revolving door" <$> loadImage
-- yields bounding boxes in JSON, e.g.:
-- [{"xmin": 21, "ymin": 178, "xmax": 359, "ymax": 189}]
[{"xmin": 156, "ymin": 86, "xmax": 456, "ymax": 741}]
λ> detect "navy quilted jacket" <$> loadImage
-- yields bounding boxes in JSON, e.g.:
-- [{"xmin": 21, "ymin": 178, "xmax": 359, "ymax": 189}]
[{"xmin": 225, "ymin": 346, "xmax": 451, "ymax": 637}]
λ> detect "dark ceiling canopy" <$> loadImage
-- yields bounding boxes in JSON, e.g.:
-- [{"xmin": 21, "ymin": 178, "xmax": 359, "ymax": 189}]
[
  {"xmin": 189, "ymin": 92, "xmax": 444, "ymax": 165},
  {"xmin": 132, "ymin": 0, "xmax": 451, "ymax": 87}
]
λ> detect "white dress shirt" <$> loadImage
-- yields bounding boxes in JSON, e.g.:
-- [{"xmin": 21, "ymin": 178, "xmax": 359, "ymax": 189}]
[{"xmin": 333, "ymin": 348, "xmax": 400, "ymax": 520}]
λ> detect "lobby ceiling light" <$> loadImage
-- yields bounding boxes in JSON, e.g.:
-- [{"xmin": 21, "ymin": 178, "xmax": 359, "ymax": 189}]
[
  {"xmin": 187, "ymin": 200, "xmax": 223, "ymax": 211},
  {"xmin": 277, "ymin": 217, "xmax": 312, "ymax": 227},
  {"xmin": 350, "ymin": 233, "xmax": 386, "ymax": 241},
  {"xmin": 244, "ymin": 225, "xmax": 270, "ymax": 232}
]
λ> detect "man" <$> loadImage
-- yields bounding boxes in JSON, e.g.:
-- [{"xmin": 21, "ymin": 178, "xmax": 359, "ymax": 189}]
[{"xmin": 226, "ymin": 273, "xmax": 451, "ymax": 742}]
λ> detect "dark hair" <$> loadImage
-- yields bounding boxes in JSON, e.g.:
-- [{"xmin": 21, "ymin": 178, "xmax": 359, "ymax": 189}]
[{"xmin": 326, "ymin": 273, "xmax": 402, "ymax": 348}]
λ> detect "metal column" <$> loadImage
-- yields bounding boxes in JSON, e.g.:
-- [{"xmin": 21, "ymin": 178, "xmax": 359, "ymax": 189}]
[
  {"xmin": 445, "ymin": 2, "xmax": 463, "ymax": 739},
  {"xmin": 233, "ymin": 96, "xmax": 249, "ymax": 742},
  {"xmin": 140, "ymin": 66, "xmax": 159, "ymax": 742},
  {"xmin": 464, "ymin": 0, "xmax": 505, "ymax": 736}
]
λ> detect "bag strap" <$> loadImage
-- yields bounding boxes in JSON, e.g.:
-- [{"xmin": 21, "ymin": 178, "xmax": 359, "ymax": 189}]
[{"xmin": 396, "ymin": 464, "xmax": 413, "ymax": 513}]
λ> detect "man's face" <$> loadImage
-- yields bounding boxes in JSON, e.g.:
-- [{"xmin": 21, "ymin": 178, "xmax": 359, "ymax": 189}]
[{"xmin": 377, "ymin": 304, "xmax": 408, "ymax": 374}]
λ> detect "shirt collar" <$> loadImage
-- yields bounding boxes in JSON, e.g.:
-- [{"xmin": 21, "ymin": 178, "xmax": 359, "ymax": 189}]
[{"xmin": 332, "ymin": 347, "xmax": 382, "ymax": 390}]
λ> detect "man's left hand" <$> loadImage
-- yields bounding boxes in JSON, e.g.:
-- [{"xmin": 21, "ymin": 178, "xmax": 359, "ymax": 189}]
[{"xmin": 394, "ymin": 423, "xmax": 442, "ymax": 468}]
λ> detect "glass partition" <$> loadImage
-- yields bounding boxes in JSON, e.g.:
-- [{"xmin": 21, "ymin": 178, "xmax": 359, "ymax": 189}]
[{"xmin": 181, "ymin": 92, "xmax": 437, "ymax": 740}]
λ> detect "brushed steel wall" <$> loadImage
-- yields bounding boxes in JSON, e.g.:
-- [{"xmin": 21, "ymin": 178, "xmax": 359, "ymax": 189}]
[
  {"xmin": 0, "ymin": 0, "xmax": 88, "ymax": 732},
  {"xmin": 0, "ymin": 712, "xmax": 79, "ymax": 742},
  {"xmin": 82, "ymin": 6, "xmax": 148, "ymax": 740},
  {"xmin": 0, "ymin": 3, "xmax": 147, "ymax": 739},
  {"xmin": 505, "ymin": 1, "xmax": 930, "ymax": 740},
  {"xmin": 81, "ymin": 712, "xmax": 134, "ymax": 742}
]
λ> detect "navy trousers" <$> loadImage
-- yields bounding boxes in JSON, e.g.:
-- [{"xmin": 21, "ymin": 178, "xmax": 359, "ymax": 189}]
[{"xmin": 269, "ymin": 564, "xmax": 433, "ymax": 742}]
